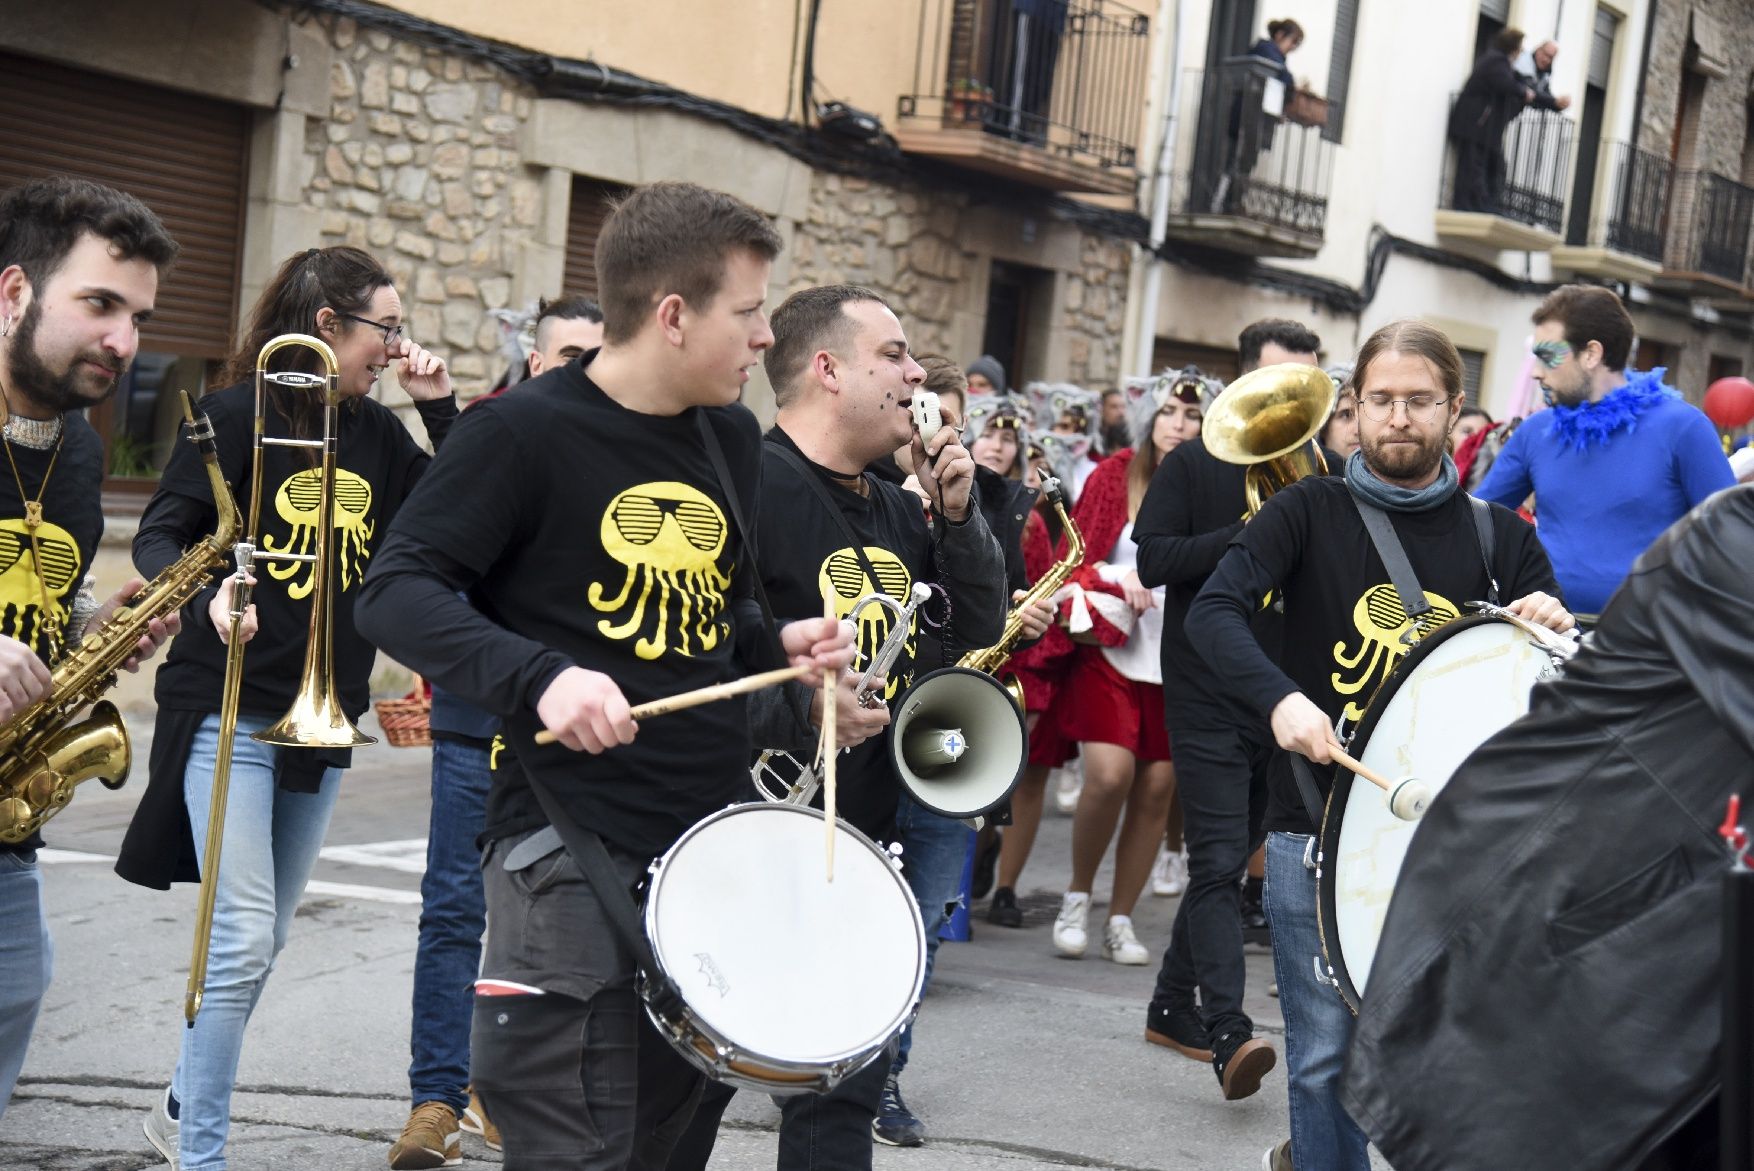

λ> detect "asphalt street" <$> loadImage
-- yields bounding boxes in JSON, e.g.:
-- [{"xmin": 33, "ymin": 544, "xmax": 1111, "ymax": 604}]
[{"xmin": 5, "ymin": 711, "xmax": 1390, "ymax": 1170}]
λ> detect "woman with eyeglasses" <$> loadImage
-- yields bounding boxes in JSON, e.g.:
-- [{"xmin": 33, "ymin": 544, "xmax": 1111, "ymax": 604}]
[{"xmin": 117, "ymin": 245, "xmax": 457, "ymax": 1171}]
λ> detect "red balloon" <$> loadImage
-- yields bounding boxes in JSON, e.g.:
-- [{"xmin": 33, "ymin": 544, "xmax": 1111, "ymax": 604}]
[{"xmin": 1703, "ymin": 377, "xmax": 1754, "ymax": 429}]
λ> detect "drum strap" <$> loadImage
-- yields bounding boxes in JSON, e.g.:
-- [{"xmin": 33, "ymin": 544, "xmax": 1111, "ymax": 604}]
[
  {"xmin": 1289, "ymin": 753, "xmax": 1329, "ymax": 829},
  {"xmin": 520, "ymin": 776, "xmax": 688, "ymax": 1020},
  {"xmin": 1350, "ymin": 494, "xmax": 1433, "ymax": 629},
  {"xmin": 1468, "ymin": 496, "xmax": 1501, "ymax": 605},
  {"xmin": 697, "ymin": 412, "xmax": 785, "ymax": 670}
]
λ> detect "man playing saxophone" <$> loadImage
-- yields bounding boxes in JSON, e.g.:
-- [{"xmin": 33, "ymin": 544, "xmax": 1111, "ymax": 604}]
[{"xmin": 0, "ymin": 176, "xmax": 183, "ymax": 1121}]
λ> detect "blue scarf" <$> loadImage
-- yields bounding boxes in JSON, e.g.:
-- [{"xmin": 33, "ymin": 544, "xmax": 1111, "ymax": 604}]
[
  {"xmin": 1345, "ymin": 450, "xmax": 1459, "ymax": 513},
  {"xmin": 1546, "ymin": 367, "xmax": 1678, "ymax": 454}
]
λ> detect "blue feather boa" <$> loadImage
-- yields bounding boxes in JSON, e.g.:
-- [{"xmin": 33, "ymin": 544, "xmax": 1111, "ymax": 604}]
[{"xmin": 1546, "ymin": 368, "xmax": 1679, "ymax": 453}]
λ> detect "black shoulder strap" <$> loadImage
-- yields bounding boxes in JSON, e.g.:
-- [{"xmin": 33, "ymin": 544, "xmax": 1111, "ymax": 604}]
[
  {"xmin": 768, "ymin": 441, "xmax": 889, "ymax": 596},
  {"xmin": 519, "ymin": 777, "xmax": 685, "ymax": 1019},
  {"xmin": 696, "ymin": 412, "xmax": 783, "ymax": 668},
  {"xmin": 1349, "ymin": 491, "xmax": 1432, "ymax": 625},
  {"xmin": 1468, "ymin": 495, "xmax": 1501, "ymax": 605},
  {"xmin": 1288, "ymin": 752, "xmax": 1329, "ymax": 830}
]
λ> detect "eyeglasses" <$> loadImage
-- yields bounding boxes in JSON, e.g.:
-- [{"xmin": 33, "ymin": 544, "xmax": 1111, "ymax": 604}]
[
  {"xmin": 338, "ymin": 312, "xmax": 406, "ymax": 348},
  {"xmin": 1532, "ymin": 340, "xmax": 1573, "ymax": 369},
  {"xmin": 1359, "ymin": 393, "xmax": 1450, "ymax": 423}
]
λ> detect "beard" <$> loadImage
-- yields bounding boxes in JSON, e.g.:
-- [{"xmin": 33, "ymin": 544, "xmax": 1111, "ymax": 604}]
[
  {"xmin": 5, "ymin": 300, "xmax": 125, "ymax": 414},
  {"xmin": 1362, "ymin": 426, "xmax": 1447, "ymax": 484},
  {"xmin": 1543, "ymin": 376, "xmax": 1589, "ymax": 408}
]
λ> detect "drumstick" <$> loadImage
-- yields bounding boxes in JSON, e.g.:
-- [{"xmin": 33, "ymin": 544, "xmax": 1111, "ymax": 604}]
[
  {"xmin": 1328, "ymin": 745, "xmax": 1432, "ymax": 822},
  {"xmin": 822, "ymin": 594, "xmax": 838, "ymax": 883},
  {"xmin": 532, "ymin": 665, "xmax": 812, "ymax": 745}
]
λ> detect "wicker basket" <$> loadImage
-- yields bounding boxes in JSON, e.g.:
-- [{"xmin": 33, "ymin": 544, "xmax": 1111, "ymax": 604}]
[{"xmin": 375, "ymin": 674, "xmax": 432, "ymax": 749}]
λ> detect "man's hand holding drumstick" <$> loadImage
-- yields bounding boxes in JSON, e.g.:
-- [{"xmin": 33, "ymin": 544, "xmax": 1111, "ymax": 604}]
[{"xmin": 534, "ymin": 616, "xmax": 856, "ymax": 752}]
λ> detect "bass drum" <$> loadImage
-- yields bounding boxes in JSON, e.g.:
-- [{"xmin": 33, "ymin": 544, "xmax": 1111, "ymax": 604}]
[
  {"xmin": 1316, "ymin": 610, "xmax": 1571, "ymax": 1015},
  {"xmin": 643, "ymin": 802, "xmax": 926, "ymax": 1094}
]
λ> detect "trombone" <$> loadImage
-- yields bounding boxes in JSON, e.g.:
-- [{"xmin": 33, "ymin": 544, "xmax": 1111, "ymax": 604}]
[{"xmin": 183, "ymin": 333, "xmax": 376, "ymax": 1026}]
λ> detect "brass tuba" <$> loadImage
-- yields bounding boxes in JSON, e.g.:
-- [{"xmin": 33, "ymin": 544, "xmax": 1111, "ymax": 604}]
[
  {"xmin": 184, "ymin": 334, "xmax": 375, "ymax": 1025},
  {"xmin": 0, "ymin": 392, "xmax": 241, "ymax": 844},
  {"xmin": 1203, "ymin": 363, "xmax": 1336, "ymax": 517}
]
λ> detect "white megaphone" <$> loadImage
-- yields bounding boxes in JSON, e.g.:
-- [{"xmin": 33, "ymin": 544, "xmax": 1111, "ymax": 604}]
[{"xmin": 888, "ymin": 666, "xmax": 1026, "ymax": 820}]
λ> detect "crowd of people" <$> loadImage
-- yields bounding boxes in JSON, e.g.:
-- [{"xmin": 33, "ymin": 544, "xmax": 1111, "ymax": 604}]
[{"xmin": 0, "ymin": 168, "xmax": 1744, "ymax": 1171}]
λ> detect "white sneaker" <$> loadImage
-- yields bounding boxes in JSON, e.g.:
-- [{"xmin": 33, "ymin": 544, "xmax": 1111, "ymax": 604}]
[
  {"xmin": 1052, "ymin": 891, "xmax": 1090, "ymax": 957},
  {"xmin": 1150, "ymin": 847, "xmax": 1187, "ymax": 896},
  {"xmin": 143, "ymin": 1086, "xmax": 179, "ymax": 1168},
  {"xmin": 1102, "ymin": 914, "xmax": 1150, "ymax": 964},
  {"xmin": 1052, "ymin": 766, "xmax": 1082, "ymax": 814}
]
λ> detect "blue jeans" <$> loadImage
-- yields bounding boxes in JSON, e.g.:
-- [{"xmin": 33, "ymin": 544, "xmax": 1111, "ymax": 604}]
[
  {"xmin": 1263, "ymin": 832, "xmax": 1370, "ymax": 1171},
  {"xmin": 408, "ymin": 737, "xmax": 490, "ymax": 1112},
  {"xmin": 175, "ymin": 714, "xmax": 343, "ymax": 1171},
  {"xmin": 0, "ymin": 849, "xmax": 52, "ymax": 1124},
  {"xmin": 890, "ymin": 792, "xmax": 972, "ymax": 1076}
]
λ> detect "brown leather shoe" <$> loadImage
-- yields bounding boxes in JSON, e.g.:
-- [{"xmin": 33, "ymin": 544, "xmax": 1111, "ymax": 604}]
[{"xmin": 1215, "ymin": 1035, "xmax": 1277, "ymax": 1101}]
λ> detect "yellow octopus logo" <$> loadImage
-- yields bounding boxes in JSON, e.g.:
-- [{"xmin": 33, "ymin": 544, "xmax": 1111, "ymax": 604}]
[
  {"xmin": 819, "ymin": 546, "xmax": 916, "ymax": 702},
  {"xmin": 589, "ymin": 482, "xmax": 731, "ymax": 660},
  {"xmin": 1330, "ymin": 583, "xmax": 1459, "ymax": 723},
  {"xmin": 0, "ymin": 519, "xmax": 79, "ymax": 653},
  {"xmin": 262, "ymin": 467, "xmax": 376, "ymax": 599}
]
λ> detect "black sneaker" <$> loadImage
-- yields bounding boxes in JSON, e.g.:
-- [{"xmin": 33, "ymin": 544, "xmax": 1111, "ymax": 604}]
[
  {"xmin": 987, "ymin": 886, "xmax": 1023, "ymax": 928},
  {"xmin": 1144, "ymin": 1000, "xmax": 1213, "ymax": 1062},
  {"xmin": 970, "ymin": 831, "xmax": 1002, "ymax": 901},
  {"xmin": 1212, "ymin": 1031, "xmax": 1276, "ymax": 1101},
  {"xmin": 872, "ymin": 1071, "xmax": 925, "ymax": 1147}
]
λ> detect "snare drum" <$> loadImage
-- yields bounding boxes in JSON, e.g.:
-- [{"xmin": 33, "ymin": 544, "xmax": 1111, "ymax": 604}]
[
  {"xmin": 1316, "ymin": 610, "xmax": 1570, "ymax": 1014},
  {"xmin": 643, "ymin": 803, "xmax": 926, "ymax": 1094}
]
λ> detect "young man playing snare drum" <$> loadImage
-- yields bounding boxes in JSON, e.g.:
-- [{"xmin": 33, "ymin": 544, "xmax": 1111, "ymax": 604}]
[
  {"xmin": 1184, "ymin": 319, "xmax": 1569, "ymax": 1171},
  {"xmin": 356, "ymin": 182, "xmax": 854, "ymax": 1171}
]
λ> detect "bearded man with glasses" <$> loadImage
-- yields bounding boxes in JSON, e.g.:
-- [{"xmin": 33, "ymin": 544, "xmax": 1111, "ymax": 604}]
[
  {"xmin": 1477, "ymin": 284, "xmax": 1733, "ymax": 617},
  {"xmin": 1185, "ymin": 319, "xmax": 1572, "ymax": 1171}
]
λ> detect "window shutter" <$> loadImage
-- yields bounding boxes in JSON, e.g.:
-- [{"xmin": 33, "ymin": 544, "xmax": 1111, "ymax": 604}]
[
  {"xmin": 563, "ymin": 177, "xmax": 631, "ymax": 300},
  {"xmin": 1324, "ymin": 0, "xmax": 1360, "ymax": 144}
]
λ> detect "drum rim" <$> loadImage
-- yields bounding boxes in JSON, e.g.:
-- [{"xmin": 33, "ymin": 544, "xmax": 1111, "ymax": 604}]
[
  {"xmin": 643, "ymin": 802, "xmax": 928, "ymax": 1075},
  {"xmin": 893, "ymin": 665, "xmax": 1028, "ymax": 819},
  {"xmin": 1314, "ymin": 611, "xmax": 1523, "ymax": 1015}
]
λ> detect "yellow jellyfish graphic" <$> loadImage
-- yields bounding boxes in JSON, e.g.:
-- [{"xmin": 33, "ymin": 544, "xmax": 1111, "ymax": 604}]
[
  {"xmin": 819, "ymin": 547, "xmax": 916, "ymax": 702},
  {"xmin": 0, "ymin": 520, "xmax": 81, "ymax": 653},
  {"xmin": 262, "ymin": 467, "xmax": 376, "ymax": 599},
  {"xmin": 590, "ymin": 482, "xmax": 731, "ymax": 660},
  {"xmin": 1330, "ymin": 583, "xmax": 1458, "ymax": 723}
]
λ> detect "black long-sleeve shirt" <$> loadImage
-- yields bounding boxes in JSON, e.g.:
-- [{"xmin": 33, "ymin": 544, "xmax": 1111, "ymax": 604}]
[
  {"xmin": 1133, "ymin": 437, "xmax": 1273, "ymax": 729},
  {"xmin": 1187, "ymin": 476, "xmax": 1558, "ymax": 833},
  {"xmin": 354, "ymin": 360, "xmax": 773, "ymax": 857}
]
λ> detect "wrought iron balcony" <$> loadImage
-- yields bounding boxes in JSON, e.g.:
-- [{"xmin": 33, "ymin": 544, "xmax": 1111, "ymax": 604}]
[
  {"xmin": 1552, "ymin": 142, "xmax": 1672, "ymax": 284},
  {"xmin": 895, "ymin": 0, "xmax": 1150, "ymax": 195},
  {"xmin": 1159, "ymin": 57, "xmax": 1336, "ymax": 259},
  {"xmin": 1657, "ymin": 170, "xmax": 1754, "ymax": 301},
  {"xmin": 1437, "ymin": 99, "xmax": 1574, "ymax": 251}
]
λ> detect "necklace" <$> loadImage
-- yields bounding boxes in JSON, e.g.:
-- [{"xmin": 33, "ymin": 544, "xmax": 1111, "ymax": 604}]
[{"xmin": 0, "ymin": 385, "xmax": 67, "ymax": 658}]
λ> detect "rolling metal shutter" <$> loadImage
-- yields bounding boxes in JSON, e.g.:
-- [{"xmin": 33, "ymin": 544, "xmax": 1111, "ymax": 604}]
[
  {"xmin": 0, "ymin": 51, "xmax": 249, "ymax": 361},
  {"xmin": 563, "ymin": 176, "xmax": 630, "ymax": 300}
]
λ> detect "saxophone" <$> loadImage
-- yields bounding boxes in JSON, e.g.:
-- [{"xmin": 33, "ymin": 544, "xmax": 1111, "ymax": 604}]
[
  {"xmin": 955, "ymin": 474, "xmax": 1085, "ymax": 709},
  {"xmin": 0, "ymin": 392, "xmax": 240, "ymax": 844}
]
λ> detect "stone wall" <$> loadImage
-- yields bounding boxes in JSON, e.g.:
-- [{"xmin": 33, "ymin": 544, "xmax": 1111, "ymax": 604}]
[
  {"xmin": 788, "ymin": 172, "xmax": 1132, "ymax": 388},
  {"xmin": 1636, "ymin": 0, "xmax": 1754, "ymax": 177},
  {"xmin": 306, "ymin": 16, "xmax": 544, "ymax": 391}
]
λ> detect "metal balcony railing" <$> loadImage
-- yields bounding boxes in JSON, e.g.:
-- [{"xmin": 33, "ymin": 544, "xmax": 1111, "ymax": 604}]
[
  {"xmin": 1664, "ymin": 170, "xmax": 1754, "ymax": 287},
  {"xmin": 899, "ymin": 0, "xmax": 1150, "ymax": 171},
  {"xmin": 1600, "ymin": 143, "xmax": 1672, "ymax": 262},
  {"xmin": 1178, "ymin": 58, "xmax": 1336, "ymax": 239},
  {"xmin": 1442, "ymin": 97, "xmax": 1574, "ymax": 234}
]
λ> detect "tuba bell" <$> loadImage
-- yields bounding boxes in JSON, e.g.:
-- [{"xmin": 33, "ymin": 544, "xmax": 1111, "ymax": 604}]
[{"xmin": 1202, "ymin": 363, "xmax": 1336, "ymax": 517}]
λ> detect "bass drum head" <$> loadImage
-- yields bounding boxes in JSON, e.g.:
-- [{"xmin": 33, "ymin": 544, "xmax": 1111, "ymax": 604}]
[
  {"xmin": 646, "ymin": 804, "xmax": 926, "ymax": 1069},
  {"xmin": 1317, "ymin": 614, "xmax": 1559, "ymax": 1012}
]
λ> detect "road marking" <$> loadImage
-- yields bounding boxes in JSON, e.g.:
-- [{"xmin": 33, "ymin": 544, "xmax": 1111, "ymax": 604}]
[
  {"xmin": 37, "ymin": 848, "xmax": 422, "ymax": 907},
  {"xmin": 318, "ymin": 838, "xmax": 428, "ymax": 874}
]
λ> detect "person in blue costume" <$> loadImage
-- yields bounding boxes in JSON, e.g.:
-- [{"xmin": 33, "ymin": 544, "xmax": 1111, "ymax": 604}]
[{"xmin": 1477, "ymin": 285, "xmax": 1732, "ymax": 615}]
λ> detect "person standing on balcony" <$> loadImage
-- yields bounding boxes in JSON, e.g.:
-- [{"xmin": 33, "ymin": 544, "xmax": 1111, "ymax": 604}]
[
  {"xmin": 1448, "ymin": 28, "xmax": 1535, "ymax": 214},
  {"xmin": 1248, "ymin": 18, "xmax": 1301, "ymax": 89},
  {"xmin": 1514, "ymin": 40, "xmax": 1573, "ymax": 113},
  {"xmin": 1476, "ymin": 285, "xmax": 1733, "ymax": 617}
]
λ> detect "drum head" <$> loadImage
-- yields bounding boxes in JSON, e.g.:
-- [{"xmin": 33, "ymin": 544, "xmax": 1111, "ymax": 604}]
[
  {"xmin": 1317, "ymin": 614, "xmax": 1560, "ymax": 1012},
  {"xmin": 646, "ymin": 804, "xmax": 926, "ymax": 1066}
]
